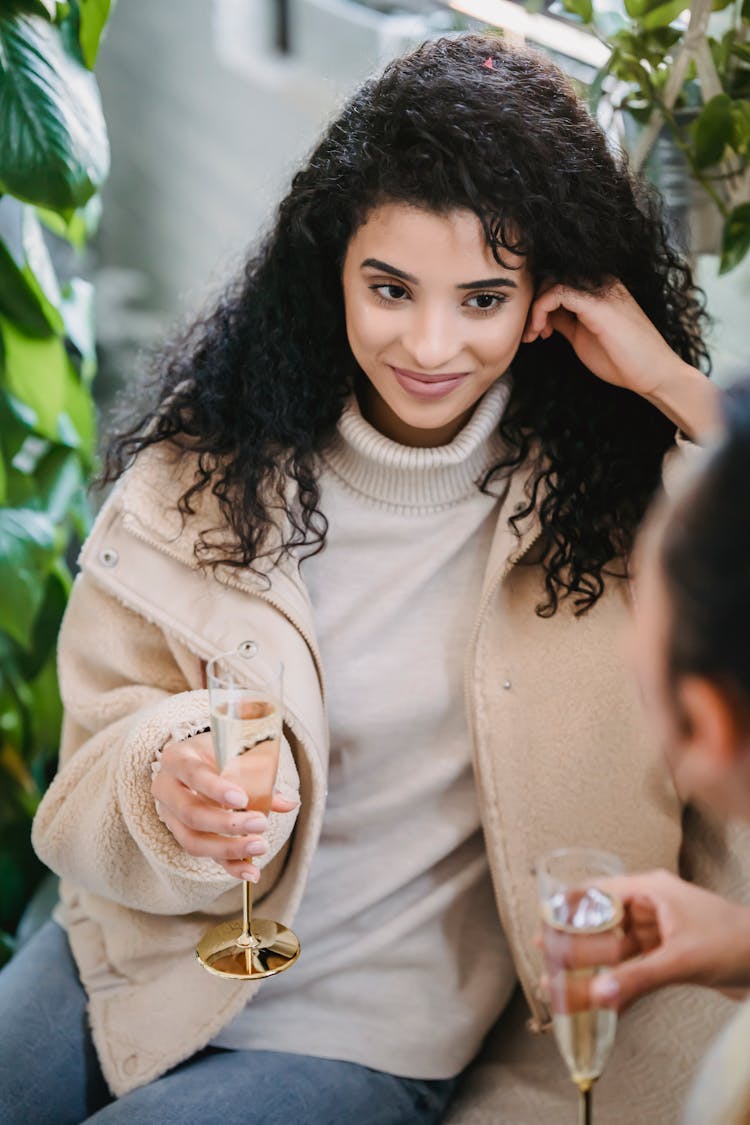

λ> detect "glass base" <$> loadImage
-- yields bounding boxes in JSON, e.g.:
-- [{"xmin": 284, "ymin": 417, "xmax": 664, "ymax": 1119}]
[{"xmin": 196, "ymin": 918, "xmax": 301, "ymax": 979}]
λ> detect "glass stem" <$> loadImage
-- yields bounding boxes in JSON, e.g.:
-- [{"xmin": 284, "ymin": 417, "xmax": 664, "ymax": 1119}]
[
  {"xmin": 237, "ymin": 880, "xmax": 255, "ymax": 948},
  {"xmin": 579, "ymin": 1085, "xmax": 592, "ymax": 1125}
]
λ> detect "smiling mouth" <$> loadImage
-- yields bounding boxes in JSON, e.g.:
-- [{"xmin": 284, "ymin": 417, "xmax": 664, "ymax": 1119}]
[{"xmin": 390, "ymin": 366, "xmax": 470, "ymax": 383}]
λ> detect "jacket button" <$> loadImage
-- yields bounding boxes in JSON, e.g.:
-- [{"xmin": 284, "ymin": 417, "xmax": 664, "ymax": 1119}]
[
  {"xmin": 123, "ymin": 1054, "xmax": 139, "ymax": 1075},
  {"xmin": 503, "ymin": 680, "xmax": 512, "ymax": 690},
  {"xmin": 99, "ymin": 548, "xmax": 119, "ymax": 567}
]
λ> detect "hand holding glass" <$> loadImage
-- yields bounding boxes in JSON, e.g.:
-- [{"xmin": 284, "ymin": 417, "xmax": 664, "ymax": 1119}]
[
  {"xmin": 536, "ymin": 848, "xmax": 624, "ymax": 1125},
  {"xmin": 196, "ymin": 642, "xmax": 300, "ymax": 979}
]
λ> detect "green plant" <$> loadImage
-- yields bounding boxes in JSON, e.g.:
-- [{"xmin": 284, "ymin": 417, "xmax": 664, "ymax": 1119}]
[
  {"xmin": 555, "ymin": 0, "xmax": 750, "ymax": 272},
  {"xmin": 0, "ymin": 0, "xmax": 111, "ymax": 964}
]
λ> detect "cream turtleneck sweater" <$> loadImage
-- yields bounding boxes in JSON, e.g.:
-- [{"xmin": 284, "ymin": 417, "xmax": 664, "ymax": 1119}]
[{"xmin": 213, "ymin": 381, "xmax": 518, "ymax": 1077}]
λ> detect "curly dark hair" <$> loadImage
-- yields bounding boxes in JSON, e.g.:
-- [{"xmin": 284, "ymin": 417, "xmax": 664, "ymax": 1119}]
[{"xmin": 104, "ymin": 33, "xmax": 709, "ymax": 616}]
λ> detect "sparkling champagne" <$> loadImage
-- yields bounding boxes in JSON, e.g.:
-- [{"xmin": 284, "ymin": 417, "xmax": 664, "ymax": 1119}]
[
  {"xmin": 211, "ymin": 698, "xmax": 281, "ymax": 814},
  {"xmin": 542, "ymin": 887, "xmax": 623, "ymax": 1091}
]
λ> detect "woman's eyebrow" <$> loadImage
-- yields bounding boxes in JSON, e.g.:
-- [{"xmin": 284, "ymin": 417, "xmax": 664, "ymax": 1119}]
[
  {"xmin": 360, "ymin": 257, "xmax": 417, "ymax": 283},
  {"xmin": 456, "ymin": 277, "xmax": 517, "ymax": 290},
  {"xmin": 360, "ymin": 258, "xmax": 518, "ymax": 291}
]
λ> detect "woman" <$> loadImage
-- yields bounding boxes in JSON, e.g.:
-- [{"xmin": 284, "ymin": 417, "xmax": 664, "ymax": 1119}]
[
  {"xmin": 569, "ymin": 377, "xmax": 750, "ymax": 1124},
  {"xmin": 0, "ymin": 32, "xmax": 740, "ymax": 1125}
]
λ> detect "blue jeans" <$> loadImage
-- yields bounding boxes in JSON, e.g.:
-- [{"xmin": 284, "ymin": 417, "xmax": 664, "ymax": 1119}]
[{"xmin": 0, "ymin": 921, "xmax": 457, "ymax": 1124}]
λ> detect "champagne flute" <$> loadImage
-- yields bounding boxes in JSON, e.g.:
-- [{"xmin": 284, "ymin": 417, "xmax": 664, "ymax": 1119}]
[
  {"xmin": 195, "ymin": 641, "xmax": 301, "ymax": 979},
  {"xmin": 536, "ymin": 848, "xmax": 625, "ymax": 1125}
]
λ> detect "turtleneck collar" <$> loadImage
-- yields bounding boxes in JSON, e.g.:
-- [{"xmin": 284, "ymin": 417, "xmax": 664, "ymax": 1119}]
[{"xmin": 322, "ymin": 378, "xmax": 511, "ymax": 511}]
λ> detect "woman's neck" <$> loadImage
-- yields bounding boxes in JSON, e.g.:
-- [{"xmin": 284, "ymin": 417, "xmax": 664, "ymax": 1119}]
[{"xmin": 356, "ymin": 381, "xmax": 476, "ymax": 448}]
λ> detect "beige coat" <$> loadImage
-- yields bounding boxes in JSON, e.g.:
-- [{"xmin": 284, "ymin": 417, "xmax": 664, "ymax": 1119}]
[{"xmin": 32, "ymin": 441, "xmax": 750, "ymax": 1122}]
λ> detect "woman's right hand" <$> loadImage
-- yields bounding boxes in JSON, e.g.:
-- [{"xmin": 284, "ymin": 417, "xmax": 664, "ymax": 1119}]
[
  {"xmin": 589, "ymin": 869, "xmax": 750, "ymax": 1012},
  {"xmin": 150, "ymin": 732, "xmax": 298, "ymax": 881}
]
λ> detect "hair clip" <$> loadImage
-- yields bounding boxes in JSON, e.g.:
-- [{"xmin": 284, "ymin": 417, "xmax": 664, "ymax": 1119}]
[{"xmin": 482, "ymin": 57, "xmax": 494, "ymax": 70}]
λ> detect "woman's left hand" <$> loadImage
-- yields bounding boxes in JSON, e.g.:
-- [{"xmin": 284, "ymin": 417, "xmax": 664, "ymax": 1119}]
[{"xmin": 522, "ymin": 280, "xmax": 719, "ymax": 441}]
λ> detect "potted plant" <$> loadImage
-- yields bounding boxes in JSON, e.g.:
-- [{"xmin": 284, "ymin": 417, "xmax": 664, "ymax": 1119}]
[
  {"xmin": 553, "ymin": 0, "xmax": 750, "ymax": 273},
  {"xmin": 0, "ymin": 0, "xmax": 111, "ymax": 963}
]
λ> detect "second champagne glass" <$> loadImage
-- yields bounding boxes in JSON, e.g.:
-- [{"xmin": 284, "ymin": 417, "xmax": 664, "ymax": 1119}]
[
  {"xmin": 195, "ymin": 641, "xmax": 301, "ymax": 980},
  {"xmin": 536, "ymin": 847, "xmax": 625, "ymax": 1125}
]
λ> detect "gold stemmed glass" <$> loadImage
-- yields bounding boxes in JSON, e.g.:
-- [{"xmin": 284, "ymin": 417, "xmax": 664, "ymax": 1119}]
[
  {"xmin": 196, "ymin": 641, "xmax": 301, "ymax": 979},
  {"xmin": 536, "ymin": 848, "xmax": 625, "ymax": 1125}
]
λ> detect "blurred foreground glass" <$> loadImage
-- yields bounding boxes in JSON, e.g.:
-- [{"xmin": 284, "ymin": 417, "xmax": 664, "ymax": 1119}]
[
  {"xmin": 537, "ymin": 848, "xmax": 625, "ymax": 1125},
  {"xmin": 196, "ymin": 642, "xmax": 300, "ymax": 979}
]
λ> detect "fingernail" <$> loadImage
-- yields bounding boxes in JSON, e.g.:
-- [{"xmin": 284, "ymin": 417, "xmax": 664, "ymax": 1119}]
[
  {"xmin": 242, "ymin": 814, "xmax": 268, "ymax": 833},
  {"xmin": 241, "ymin": 868, "xmax": 260, "ymax": 883},
  {"xmin": 244, "ymin": 839, "xmax": 267, "ymax": 857},
  {"xmin": 274, "ymin": 789, "xmax": 300, "ymax": 807},
  {"xmin": 224, "ymin": 789, "xmax": 247, "ymax": 809},
  {"xmin": 592, "ymin": 975, "xmax": 619, "ymax": 1004}
]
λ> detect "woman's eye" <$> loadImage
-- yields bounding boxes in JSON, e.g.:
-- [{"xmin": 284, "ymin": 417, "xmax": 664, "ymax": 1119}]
[
  {"xmin": 372, "ymin": 283, "xmax": 408, "ymax": 302},
  {"xmin": 466, "ymin": 293, "xmax": 505, "ymax": 311}
]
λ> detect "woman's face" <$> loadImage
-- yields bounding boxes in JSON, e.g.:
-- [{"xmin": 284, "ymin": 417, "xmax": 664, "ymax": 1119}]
[
  {"xmin": 341, "ymin": 203, "xmax": 534, "ymax": 446},
  {"xmin": 631, "ymin": 519, "xmax": 750, "ymax": 819}
]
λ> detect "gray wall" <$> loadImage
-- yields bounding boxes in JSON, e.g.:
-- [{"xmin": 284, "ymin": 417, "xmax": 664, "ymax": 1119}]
[{"xmin": 96, "ymin": 0, "xmax": 341, "ymax": 319}]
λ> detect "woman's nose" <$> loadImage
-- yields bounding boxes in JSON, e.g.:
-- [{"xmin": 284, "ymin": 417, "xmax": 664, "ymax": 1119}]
[{"xmin": 402, "ymin": 305, "xmax": 461, "ymax": 371}]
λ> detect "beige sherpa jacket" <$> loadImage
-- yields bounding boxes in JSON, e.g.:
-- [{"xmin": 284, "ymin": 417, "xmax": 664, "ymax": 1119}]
[{"xmin": 32, "ymin": 440, "xmax": 750, "ymax": 1122}]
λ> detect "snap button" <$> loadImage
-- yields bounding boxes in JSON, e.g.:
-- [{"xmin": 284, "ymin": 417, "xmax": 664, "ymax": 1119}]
[
  {"xmin": 123, "ymin": 1054, "xmax": 139, "ymax": 1076},
  {"xmin": 503, "ymin": 680, "xmax": 512, "ymax": 690},
  {"xmin": 99, "ymin": 547, "xmax": 119, "ymax": 567}
]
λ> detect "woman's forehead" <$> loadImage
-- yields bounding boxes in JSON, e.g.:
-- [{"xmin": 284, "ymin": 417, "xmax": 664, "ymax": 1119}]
[{"xmin": 345, "ymin": 202, "xmax": 530, "ymax": 279}]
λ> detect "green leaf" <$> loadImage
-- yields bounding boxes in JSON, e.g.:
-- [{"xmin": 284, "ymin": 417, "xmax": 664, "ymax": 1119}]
[
  {"xmin": 719, "ymin": 203, "xmax": 750, "ymax": 275},
  {"xmin": 639, "ymin": 0, "xmax": 690, "ymax": 30},
  {"xmin": 0, "ymin": 16, "xmax": 109, "ymax": 211},
  {"xmin": 36, "ymin": 194, "xmax": 101, "ymax": 249},
  {"xmin": 0, "ymin": 238, "xmax": 56, "ymax": 337},
  {"xmin": 29, "ymin": 559, "xmax": 70, "ymax": 654},
  {"xmin": 610, "ymin": 52, "xmax": 653, "ymax": 92},
  {"xmin": 26, "ymin": 647, "xmax": 62, "ymax": 758},
  {"xmin": 60, "ymin": 277, "xmax": 96, "ymax": 383},
  {"xmin": 743, "ymin": 0, "xmax": 750, "ymax": 19},
  {"xmin": 0, "ymin": 390, "xmax": 36, "ymax": 462},
  {"xmin": 624, "ymin": 0, "xmax": 649, "ymax": 16},
  {"xmin": 0, "ymin": 508, "xmax": 56, "ymax": 648},
  {"xmin": 0, "ymin": 448, "xmax": 6, "ymax": 505},
  {"xmin": 693, "ymin": 93, "xmax": 734, "ymax": 169},
  {"xmin": 0, "ymin": 1, "xmax": 55, "ymax": 16},
  {"xmin": 711, "ymin": 0, "xmax": 734, "ymax": 10},
  {"xmin": 0, "ymin": 686, "xmax": 24, "ymax": 765},
  {"xmin": 10, "ymin": 433, "xmax": 51, "ymax": 475},
  {"xmin": 76, "ymin": 0, "xmax": 111, "ymax": 69},
  {"xmin": 730, "ymin": 99, "xmax": 750, "ymax": 156},
  {"xmin": 561, "ymin": 0, "xmax": 593, "ymax": 22},
  {"xmin": 17, "ymin": 208, "xmax": 66, "ymax": 335},
  {"xmin": 32, "ymin": 444, "xmax": 85, "ymax": 523},
  {"xmin": 0, "ymin": 818, "xmax": 46, "ymax": 931},
  {"xmin": 0, "ymin": 316, "xmax": 95, "ymax": 455}
]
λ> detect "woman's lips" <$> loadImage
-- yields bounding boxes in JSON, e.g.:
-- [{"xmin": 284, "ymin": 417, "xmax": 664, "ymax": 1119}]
[{"xmin": 390, "ymin": 366, "xmax": 470, "ymax": 400}]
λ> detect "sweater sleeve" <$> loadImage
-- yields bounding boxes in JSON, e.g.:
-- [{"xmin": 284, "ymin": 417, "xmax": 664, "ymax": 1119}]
[{"xmin": 31, "ymin": 572, "xmax": 300, "ymax": 915}]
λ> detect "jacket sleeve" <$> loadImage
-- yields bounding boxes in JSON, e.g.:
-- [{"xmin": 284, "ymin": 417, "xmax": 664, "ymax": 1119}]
[{"xmin": 31, "ymin": 572, "xmax": 300, "ymax": 915}]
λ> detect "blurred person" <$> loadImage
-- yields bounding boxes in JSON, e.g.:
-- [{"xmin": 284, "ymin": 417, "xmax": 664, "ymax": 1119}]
[
  {"xmin": 0, "ymin": 32, "xmax": 742, "ymax": 1125},
  {"xmin": 565, "ymin": 376, "xmax": 750, "ymax": 1124}
]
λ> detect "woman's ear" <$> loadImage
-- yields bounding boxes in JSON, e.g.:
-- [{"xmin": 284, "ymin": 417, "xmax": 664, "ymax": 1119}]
[{"xmin": 675, "ymin": 675, "xmax": 747, "ymax": 789}]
